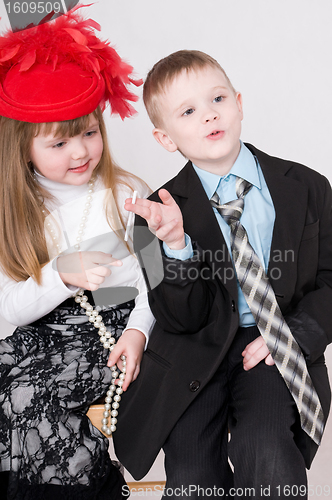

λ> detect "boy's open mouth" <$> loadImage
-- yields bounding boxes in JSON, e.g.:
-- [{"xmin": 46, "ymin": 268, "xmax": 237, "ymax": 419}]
[{"xmin": 207, "ymin": 130, "xmax": 224, "ymax": 139}]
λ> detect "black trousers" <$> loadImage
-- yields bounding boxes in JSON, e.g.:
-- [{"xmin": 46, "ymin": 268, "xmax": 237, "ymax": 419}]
[{"xmin": 163, "ymin": 326, "xmax": 307, "ymax": 499}]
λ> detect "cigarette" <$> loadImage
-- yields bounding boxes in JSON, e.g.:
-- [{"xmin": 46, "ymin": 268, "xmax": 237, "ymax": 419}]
[{"xmin": 124, "ymin": 190, "xmax": 137, "ymax": 241}]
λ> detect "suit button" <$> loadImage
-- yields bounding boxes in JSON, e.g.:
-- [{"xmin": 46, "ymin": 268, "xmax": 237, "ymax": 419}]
[
  {"xmin": 189, "ymin": 380, "xmax": 200, "ymax": 392},
  {"xmin": 231, "ymin": 300, "xmax": 236, "ymax": 312}
]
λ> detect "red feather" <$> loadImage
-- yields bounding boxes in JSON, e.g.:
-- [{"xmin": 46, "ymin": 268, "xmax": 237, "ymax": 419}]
[
  {"xmin": 0, "ymin": 44, "xmax": 20, "ymax": 62},
  {"xmin": 20, "ymin": 50, "xmax": 36, "ymax": 71},
  {"xmin": 63, "ymin": 28, "xmax": 88, "ymax": 46}
]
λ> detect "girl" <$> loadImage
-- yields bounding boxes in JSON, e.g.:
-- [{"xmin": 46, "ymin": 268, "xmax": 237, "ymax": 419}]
[{"xmin": 0, "ymin": 7, "xmax": 154, "ymax": 500}]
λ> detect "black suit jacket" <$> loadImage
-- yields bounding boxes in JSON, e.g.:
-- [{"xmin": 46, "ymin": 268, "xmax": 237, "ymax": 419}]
[{"xmin": 113, "ymin": 144, "xmax": 332, "ymax": 479}]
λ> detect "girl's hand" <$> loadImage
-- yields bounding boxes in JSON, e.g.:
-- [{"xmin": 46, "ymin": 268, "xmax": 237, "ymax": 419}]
[
  {"xmin": 124, "ymin": 188, "xmax": 186, "ymax": 250},
  {"xmin": 242, "ymin": 336, "xmax": 275, "ymax": 371},
  {"xmin": 107, "ymin": 328, "xmax": 146, "ymax": 391},
  {"xmin": 57, "ymin": 251, "xmax": 122, "ymax": 291}
]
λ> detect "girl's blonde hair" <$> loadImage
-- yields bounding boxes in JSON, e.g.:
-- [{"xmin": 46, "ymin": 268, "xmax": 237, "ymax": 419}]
[{"xmin": 0, "ymin": 107, "xmax": 146, "ymax": 285}]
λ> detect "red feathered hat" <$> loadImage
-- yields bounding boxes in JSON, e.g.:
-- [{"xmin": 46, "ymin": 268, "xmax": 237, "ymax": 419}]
[{"xmin": 0, "ymin": 5, "xmax": 142, "ymax": 122}]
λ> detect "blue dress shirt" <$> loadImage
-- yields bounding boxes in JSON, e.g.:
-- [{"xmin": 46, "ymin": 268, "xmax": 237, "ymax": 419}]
[{"xmin": 164, "ymin": 142, "xmax": 276, "ymax": 327}]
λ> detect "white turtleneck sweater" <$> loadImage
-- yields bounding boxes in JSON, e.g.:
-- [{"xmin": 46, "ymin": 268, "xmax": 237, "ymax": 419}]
[{"xmin": 0, "ymin": 173, "xmax": 155, "ymax": 341}]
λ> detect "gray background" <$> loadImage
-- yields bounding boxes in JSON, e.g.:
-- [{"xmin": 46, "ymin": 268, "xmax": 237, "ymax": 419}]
[{"xmin": 0, "ymin": 1, "xmax": 331, "ymax": 496}]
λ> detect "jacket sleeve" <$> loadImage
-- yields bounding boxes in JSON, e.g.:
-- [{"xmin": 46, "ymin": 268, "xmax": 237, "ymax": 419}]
[{"xmin": 134, "ymin": 213, "xmax": 223, "ymax": 334}]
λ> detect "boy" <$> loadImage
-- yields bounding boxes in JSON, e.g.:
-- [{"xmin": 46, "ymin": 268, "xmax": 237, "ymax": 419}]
[{"xmin": 112, "ymin": 51, "xmax": 332, "ymax": 499}]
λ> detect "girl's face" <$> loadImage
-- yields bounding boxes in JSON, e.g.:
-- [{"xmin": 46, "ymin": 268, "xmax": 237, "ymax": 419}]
[{"xmin": 30, "ymin": 115, "xmax": 103, "ymax": 185}]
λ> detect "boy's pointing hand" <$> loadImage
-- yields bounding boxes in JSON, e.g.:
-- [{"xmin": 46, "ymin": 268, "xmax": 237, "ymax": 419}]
[{"xmin": 124, "ymin": 188, "xmax": 186, "ymax": 250}]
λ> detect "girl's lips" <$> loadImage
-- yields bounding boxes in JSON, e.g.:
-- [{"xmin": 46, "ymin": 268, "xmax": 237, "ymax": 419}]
[
  {"xmin": 69, "ymin": 161, "xmax": 90, "ymax": 173},
  {"xmin": 207, "ymin": 130, "xmax": 225, "ymax": 140}
]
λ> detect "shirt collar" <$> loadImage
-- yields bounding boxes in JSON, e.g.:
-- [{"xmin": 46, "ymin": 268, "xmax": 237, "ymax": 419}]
[{"xmin": 193, "ymin": 142, "xmax": 261, "ymax": 200}]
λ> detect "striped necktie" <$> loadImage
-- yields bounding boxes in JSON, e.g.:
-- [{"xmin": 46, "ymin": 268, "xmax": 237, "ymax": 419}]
[{"xmin": 211, "ymin": 177, "xmax": 324, "ymax": 444}]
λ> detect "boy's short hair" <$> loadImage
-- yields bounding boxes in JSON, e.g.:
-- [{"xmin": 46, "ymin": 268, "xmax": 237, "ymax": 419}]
[{"xmin": 143, "ymin": 50, "xmax": 236, "ymax": 128}]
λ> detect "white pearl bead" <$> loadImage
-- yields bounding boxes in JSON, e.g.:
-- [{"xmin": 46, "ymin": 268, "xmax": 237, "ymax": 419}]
[
  {"xmin": 111, "ymin": 410, "xmax": 118, "ymax": 417},
  {"xmin": 92, "ymin": 310, "xmax": 98, "ymax": 316},
  {"xmin": 105, "ymin": 396, "xmax": 112, "ymax": 404},
  {"xmin": 110, "ymin": 365, "xmax": 117, "ymax": 371},
  {"xmin": 114, "ymin": 395, "xmax": 121, "ymax": 402},
  {"xmin": 80, "ymin": 302, "xmax": 88, "ymax": 309},
  {"xmin": 103, "ymin": 341, "xmax": 110, "ymax": 349},
  {"xmin": 96, "ymin": 315, "xmax": 103, "ymax": 322},
  {"xmin": 102, "ymin": 418, "xmax": 108, "ymax": 425},
  {"xmin": 109, "ymin": 345, "xmax": 115, "ymax": 351},
  {"xmin": 111, "ymin": 371, "xmax": 118, "ymax": 379},
  {"xmin": 120, "ymin": 355, "xmax": 126, "ymax": 361},
  {"xmin": 109, "ymin": 338, "xmax": 115, "ymax": 344},
  {"xmin": 86, "ymin": 305, "xmax": 93, "ymax": 312},
  {"xmin": 100, "ymin": 337, "xmax": 106, "ymax": 344},
  {"xmin": 89, "ymin": 317, "xmax": 95, "ymax": 323},
  {"xmin": 116, "ymin": 388, "xmax": 123, "ymax": 395},
  {"xmin": 104, "ymin": 403, "xmax": 111, "ymax": 410},
  {"xmin": 99, "ymin": 326, "xmax": 106, "ymax": 333},
  {"xmin": 117, "ymin": 380, "xmax": 124, "ymax": 387},
  {"xmin": 109, "ymin": 385, "xmax": 116, "ymax": 392},
  {"xmin": 94, "ymin": 321, "xmax": 101, "ymax": 328},
  {"xmin": 119, "ymin": 373, "xmax": 125, "ymax": 380},
  {"xmin": 101, "ymin": 425, "xmax": 108, "ymax": 433},
  {"xmin": 103, "ymin": 411, "xmax": 110, "ymax": 417},
  {"xmin": 105, "ymin": 332, "xmax": 111, "ymax": 338},
  {"xmin": 74, "ymin": 244, "xmax": 80, "ymax": 250},
  {"xmin": 112, "ymin": 402, "xmax": 119, "ymax": 409},
  {"xmin": 110, "ymin": 425, "xmax": 116, "ymax": 432},
  {"xmin": 75, "ymin": 296, "xmax": 82, "ymax": 303},
  {"xmin": 111, "ymin": 418, "xmax": 117, "ymax": 425}
]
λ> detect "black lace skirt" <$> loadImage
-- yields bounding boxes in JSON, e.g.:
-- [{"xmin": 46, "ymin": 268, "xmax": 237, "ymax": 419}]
[{"xmin": 0, "ymin": 296, "xmax": 134, "ymax": 500}]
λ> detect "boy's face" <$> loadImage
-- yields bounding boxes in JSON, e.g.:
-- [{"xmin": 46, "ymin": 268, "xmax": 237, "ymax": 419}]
[{"xmin": 153, "ymin": 66, "xmax": 243, "ymax": 175}]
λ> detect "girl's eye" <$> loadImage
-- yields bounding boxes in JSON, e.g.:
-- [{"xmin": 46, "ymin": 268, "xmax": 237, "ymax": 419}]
[
  {"xmin": 213, "ymin": 96, "xmax": 223, "ymax": 103},
  {"xmin": 183, "ymin": 108, "xmax": 194, "ymax": 116},
  {"xmin": 85, "ymin": 130, "xmax": 97, "ymax": 137},
  {"xmin": 53, "ymin": 141, "xmax": 66, "ymax": 148}
]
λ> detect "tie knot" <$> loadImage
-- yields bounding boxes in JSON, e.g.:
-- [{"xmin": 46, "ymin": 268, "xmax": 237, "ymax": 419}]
[{"xmin": 210, "ymin": 177, "xmax": 252, "ymax": 226}]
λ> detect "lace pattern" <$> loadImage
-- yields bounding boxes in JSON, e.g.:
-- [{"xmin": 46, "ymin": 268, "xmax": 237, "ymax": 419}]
[{"xmin": 0, "ymin": 299, "xmax": 134, "ymax": 499}]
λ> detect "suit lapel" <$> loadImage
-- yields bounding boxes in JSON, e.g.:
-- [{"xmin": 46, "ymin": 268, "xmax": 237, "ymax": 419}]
[{"xmin": 247, "ymin": 145, "xmax": 309, "ymax": 299}]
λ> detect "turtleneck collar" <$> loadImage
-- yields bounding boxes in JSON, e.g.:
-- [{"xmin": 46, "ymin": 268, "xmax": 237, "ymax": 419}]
[{"xmin": 35, "ymin": 170, "xmax": 95, "ymax": 206}]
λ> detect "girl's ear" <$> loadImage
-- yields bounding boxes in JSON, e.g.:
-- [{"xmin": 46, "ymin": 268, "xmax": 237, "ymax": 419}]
[{"xmin": 152, "ymin": 128, "xmax": 178, "ymax": 153}]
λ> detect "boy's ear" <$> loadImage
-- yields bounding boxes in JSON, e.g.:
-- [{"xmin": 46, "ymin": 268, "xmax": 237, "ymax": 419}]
[
  {"xmin": 236, "ymin": 92, "xmax": 244, "ymax": 120},
  {"xmin": 152, "ymin": 128, "xmax": 178, "ymax": 153}
]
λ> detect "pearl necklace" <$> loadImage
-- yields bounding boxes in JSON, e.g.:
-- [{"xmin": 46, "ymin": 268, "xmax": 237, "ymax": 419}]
[{"xmin": 44, "ymin": 177, "xmax": 126, "ymax": 436}]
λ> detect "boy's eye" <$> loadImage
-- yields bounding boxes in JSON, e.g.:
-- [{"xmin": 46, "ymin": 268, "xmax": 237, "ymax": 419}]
[
  {"xmin": 183, "ymin": 108, "xmax": 194, "ymax": 116},
  {"xmin": 213, "ymin": 96, "xmax": 223, "ymax": 103}
]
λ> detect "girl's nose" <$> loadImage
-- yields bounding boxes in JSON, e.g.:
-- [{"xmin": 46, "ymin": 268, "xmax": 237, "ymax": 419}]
[{"xmin": 71, "ymin": 139, "xmax": 88, "ymax": 160}]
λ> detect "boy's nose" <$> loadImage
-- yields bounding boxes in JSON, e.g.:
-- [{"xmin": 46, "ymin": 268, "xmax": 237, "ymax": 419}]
[{"xmin": 203, "ymin": 109, "xmax": 219, "ymax": 123}]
